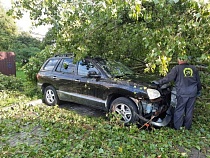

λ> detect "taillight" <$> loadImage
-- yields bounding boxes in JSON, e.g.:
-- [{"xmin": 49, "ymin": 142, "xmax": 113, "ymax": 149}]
[{"xmin": 36, "ymin": 73, "xmax": 40, "ymax": 80}]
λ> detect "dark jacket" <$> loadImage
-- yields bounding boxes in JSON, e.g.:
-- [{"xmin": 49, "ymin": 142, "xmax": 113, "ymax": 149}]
[{"xmin": 158, "ymin": 63, "xmax": 202, "ymax": 97}]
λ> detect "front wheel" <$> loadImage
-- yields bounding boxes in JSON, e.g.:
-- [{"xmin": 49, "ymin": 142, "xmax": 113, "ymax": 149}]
[
  {"xmin": 110, "ymin": 97, "xmax": 138, "ymax": 125},
  {"xmin": 43, "ymin": 86, "xmax": 60, "ymax": 106}
]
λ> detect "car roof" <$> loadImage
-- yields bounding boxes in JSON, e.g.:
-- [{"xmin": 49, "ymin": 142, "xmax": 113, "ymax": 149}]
[{"xmin": 48, "ymin": 54, "xmax": 105, "ymax": 62}]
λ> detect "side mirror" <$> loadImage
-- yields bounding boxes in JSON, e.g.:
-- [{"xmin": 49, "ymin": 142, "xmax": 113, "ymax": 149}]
[{"xmin": 87, "ymin": 71, "xmax": 101, "ymax": 78}]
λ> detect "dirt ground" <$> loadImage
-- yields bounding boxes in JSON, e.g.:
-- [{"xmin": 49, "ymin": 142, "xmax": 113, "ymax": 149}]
[{"xmin": 59, "ymin": 102, "xmax": 107, "ymax": 118}]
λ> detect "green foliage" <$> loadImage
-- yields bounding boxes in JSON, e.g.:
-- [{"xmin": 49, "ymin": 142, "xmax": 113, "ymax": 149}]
[
  {"xmin": 0, "ymin": 5, "xmax": 42, "ymax": 66},
  {"xmin": 199, "ymin": 70, "xmax": 210, "ymax": 101},
  {"xmin": 0, "ymin": 5, "xmax": 17, "ymax": 51},
  {"xmin": 0, "ymin": 91, "xmax": 209, "ymax": 157},
  {"xmin": 0, "ymin": 90, "xmax": 29, "ymax": 108},
  {"xmin": 22, "ymin": 46, "xmax": 55, "ymax": 83},
  {"xmin": 10, "ymin": 0, "xmax": 210, "ymax": 76},
  {"xmin": 17, "ymin": 69, "xmax": 41, "ymax": 98},
  {"xmin": 10, "ymin": 32, "xmax": 42, "ymax": 65},
  {"xmin": 41, "ymin": 27, "xmax": 56, "ymax": 47},
  {"xmin": 0, "ymin": 73, "xmax": 23, "ymax": 91}
]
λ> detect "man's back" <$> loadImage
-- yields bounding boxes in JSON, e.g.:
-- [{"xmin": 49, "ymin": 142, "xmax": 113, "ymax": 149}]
[
  {"xmin": 173, "ymin": 63, "xmax": 201, "ymax": 97},
  {"xmin": 157, "ymin": 58, "xmax": 202, "ymax": 130}
]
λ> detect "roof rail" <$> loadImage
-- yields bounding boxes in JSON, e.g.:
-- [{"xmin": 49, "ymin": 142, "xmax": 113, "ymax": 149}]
[{"xmin": 54, "ymin": 53, "xmax": 74, "ymax": 57}]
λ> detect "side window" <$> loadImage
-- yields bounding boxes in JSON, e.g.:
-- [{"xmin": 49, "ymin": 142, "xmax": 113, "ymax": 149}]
[
  {"xmin": 43, "ymin": 59, "xmax": 59, "ymax": 70},
  {"xmin": 78, "ymin": 60, "xmax": 99, "ymax": 76},
  {"xmin": 56, "ymin": 58, "xmax": 75, "ymax": 74}
]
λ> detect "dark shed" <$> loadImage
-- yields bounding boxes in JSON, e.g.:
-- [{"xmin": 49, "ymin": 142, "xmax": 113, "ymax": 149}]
[{"xmin": 0, "ymin": 52, "xmax": 16, "ymax": 76}]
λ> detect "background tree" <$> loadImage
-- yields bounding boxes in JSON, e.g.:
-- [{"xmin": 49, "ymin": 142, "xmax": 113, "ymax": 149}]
[
  {"xmin": 0, "ymin": 4, "xmax": 42, "ymax": 66},
  {"xmin": 41, "ymin": 27, "xmax": 56, "ymax": 47},
  {"xmin": 0, "ymin": 4, "xmax": 17, "ymax": 51},
  {"xmin": 10, "ymin": 32, "xmax": 42, "ymax": 65}
]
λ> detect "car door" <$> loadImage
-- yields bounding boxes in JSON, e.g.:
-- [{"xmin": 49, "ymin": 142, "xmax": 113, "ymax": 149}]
[
  {"xmin": 73, "ymin": 59, "xmax": 107, "ymax": 109},
  {"xmin": 52, "ymin": 58, "xmax": 77, "ymax": 102}
]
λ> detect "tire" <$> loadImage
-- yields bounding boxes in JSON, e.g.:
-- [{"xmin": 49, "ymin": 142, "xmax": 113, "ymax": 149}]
[
  {"xmin": 43, "ymin": 86, "xmax": 60, "ymax": 106},
  {"xmin": 110, "ymin": 97, "xmax": 138, "ymax": 125}
]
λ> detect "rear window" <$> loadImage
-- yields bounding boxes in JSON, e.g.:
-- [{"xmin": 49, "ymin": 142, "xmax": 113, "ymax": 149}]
[{"xmin": 43, "ymin": 59, "xmax": 59, "ymax": 70}]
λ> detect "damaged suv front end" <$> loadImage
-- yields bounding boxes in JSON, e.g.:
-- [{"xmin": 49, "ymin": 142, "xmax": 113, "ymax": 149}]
[{"xmin": 95, "ymin": 58, "xmax": 177, "ymax": 127}]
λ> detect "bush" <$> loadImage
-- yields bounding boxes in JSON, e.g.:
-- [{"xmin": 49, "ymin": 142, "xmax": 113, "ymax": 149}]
[
  {"xmin": 22, "ymin": 80, "xmax": 42, "ymax": 98},
  {"xmin": 22, "ymin": 46, "xmax": 55, "ymax": 83},
  {"xmin": 0, "ymin": 73, "xmax": 23, "ymax": 91}
]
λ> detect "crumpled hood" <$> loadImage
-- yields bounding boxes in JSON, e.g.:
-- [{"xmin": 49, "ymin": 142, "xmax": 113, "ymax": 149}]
[{"xmin": 112, "ymin": 74, "xmax": 158, "ymax": 89}]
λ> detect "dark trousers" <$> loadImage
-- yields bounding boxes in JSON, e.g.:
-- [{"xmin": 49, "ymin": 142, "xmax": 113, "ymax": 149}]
[{"xmin": 174, "ymin": 96, "xmax": 196, "ymax": 130}]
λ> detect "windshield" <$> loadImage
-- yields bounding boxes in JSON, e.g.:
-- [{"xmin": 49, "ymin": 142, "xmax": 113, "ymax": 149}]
[{"xmin": 97, "ymin": 59, "xmax": 134, "ymax": 77}]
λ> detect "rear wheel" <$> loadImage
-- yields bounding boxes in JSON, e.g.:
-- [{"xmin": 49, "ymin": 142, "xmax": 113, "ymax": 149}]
[
  {"xmin": 44, "ymin": 86, "xmax": 60, "ymax": 106},
  {"xmin": 110, "ymin": 97, "xmax": 138, "ymax": 125}
]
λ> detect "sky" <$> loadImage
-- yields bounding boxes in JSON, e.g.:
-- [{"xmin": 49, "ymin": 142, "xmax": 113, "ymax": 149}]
[{"xmin": 0, "ymin": 0, "xmax": 50, "ymax": 39}]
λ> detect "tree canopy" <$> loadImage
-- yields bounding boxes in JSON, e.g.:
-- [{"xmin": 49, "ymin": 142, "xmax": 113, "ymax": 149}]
[
  {"xmin": 10, "ymin": 32, "xmax": 42, "ymax": 65},
  {"xmin": 0, "ymin": 4, "xmax": 17, "ymax": 51},
  {"xmin": 10, "ymin": 0, "xmax": 210, "ymax": 75},
  {"xmin": 0, "ymin": 4, "xmax": 42, "ymax": 65}
]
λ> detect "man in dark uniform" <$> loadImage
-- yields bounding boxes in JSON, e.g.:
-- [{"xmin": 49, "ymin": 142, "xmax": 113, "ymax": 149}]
[{"xmin": 155, "ymin": 57, "xmax": 202, "ymax": 130}]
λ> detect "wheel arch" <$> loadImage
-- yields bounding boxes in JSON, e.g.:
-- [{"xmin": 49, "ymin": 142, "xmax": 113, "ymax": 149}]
[
  {"xmin": 41, "ymin": 83, "xmax": 54, "ymax": 94},
  {"xmin": 106, "ymin": 94, "xmax": 140, "ymax": 114}
]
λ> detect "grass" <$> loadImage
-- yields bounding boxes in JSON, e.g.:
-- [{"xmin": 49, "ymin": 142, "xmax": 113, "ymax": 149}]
[
  {"xmin": 16, "ymin": 70, "xmax": 26, "ymax": 81},
  {"xmin": 0, "ymin": 91, "xmax": 210, "ymax": 158}
]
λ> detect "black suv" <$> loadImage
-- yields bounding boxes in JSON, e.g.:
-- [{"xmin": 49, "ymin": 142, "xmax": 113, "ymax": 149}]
[{"xmin": 37, "ymin": 54, "xmax": 175, "ymax": 126}]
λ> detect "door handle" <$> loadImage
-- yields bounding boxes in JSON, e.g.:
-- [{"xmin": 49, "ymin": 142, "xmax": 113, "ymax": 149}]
[{"xmin": 74, "ymin": 79, "xmax": 80, "ymax": 82}]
